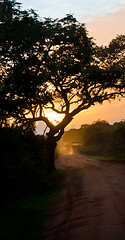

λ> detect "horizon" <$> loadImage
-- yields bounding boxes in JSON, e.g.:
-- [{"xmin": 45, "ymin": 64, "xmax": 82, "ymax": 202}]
[{"xmin": 36, "ymin": 118, "xmax": 125, "ymax": 135}]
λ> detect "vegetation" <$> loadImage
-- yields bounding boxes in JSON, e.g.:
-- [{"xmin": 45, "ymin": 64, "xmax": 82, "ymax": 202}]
[
  {"xmin": 0, "ymin": 1, "xmax": 125, "ymax": 237},
  {"xmin": 0, "ymin": 192, "xmax": 59, "ymax": 240},
  {"xmin": 62, "ymin": 120, "xmax": 125, "ymax": 159},
  {"xmin": 0, "ymin": 126, "xmax": 51, "ymax": 201},
  {"xmin": 0, "ymin": 125, "xmax": 63, "ymax": 239},
  {"xmin": 0, "ymin": 0, "xmax": 125, "ymax": 169}
]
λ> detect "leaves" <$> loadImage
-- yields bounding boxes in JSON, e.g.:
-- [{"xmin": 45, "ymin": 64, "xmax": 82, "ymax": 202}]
[{"xmin": 0, "ymin": 1, "xmax": 125, "ymax": 142}]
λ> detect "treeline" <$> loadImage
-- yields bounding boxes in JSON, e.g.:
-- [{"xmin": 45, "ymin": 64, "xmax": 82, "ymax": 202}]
[
  {"xmin": 0, "ymin": 126, "xmax": 54, "ymax": 203},
  {"xmin": 62, "ymin": 120, "xmax": 125, "ymax": 158}
]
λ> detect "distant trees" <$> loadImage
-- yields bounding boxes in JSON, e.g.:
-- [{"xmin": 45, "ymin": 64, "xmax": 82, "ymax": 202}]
[
  {"xmin": 0, "ymin": 0, "xmax": 125, "ymax": 169},
  {"xmin": 106, "ymin": 121, "xmax": 125, "ymax": 158},
  {"xmin": 63, "ymin": 120, "xmax": 125, "ymax": 158},
  {"xmin": 80, "ymin": 120, "xmax": 111, "ymax": 155}
]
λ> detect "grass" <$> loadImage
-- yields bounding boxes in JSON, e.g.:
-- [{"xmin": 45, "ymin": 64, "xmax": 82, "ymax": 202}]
[{"xmin": 0, "ymin": 170, "xmax": 64, "ymax": 240}]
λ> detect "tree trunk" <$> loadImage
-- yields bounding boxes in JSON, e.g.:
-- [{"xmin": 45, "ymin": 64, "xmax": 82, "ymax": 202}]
[{"xmin": 46, "ymin": 138, "xmax": 57, "ymax": 171}]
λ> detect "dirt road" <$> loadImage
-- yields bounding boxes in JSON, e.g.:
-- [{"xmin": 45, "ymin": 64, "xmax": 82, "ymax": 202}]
[{"xmin": 43, "ymin": 153, "xmax": 125, "ymax": 240}]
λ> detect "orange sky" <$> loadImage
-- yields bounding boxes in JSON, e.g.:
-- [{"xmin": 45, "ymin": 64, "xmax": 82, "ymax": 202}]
[
  {"xmin": 67, "ymin": 98, "xmax": 125, "ymax": 129},
  {"xmin": 68, "ymin": 7, "xmax": 125, "ymax": 129},
  {"xmin": 86, "ymin": 7, "xmax": 125, "ymax": 46},
  {"xmin": 36, "ymin": 7, "xmax": 125, "ymax": 133}
]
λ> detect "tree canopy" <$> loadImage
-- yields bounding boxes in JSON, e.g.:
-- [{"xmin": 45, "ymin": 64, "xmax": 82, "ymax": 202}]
[{"xmin": 0, "ymin": 1, "xmax": 125, "ymax": 168}]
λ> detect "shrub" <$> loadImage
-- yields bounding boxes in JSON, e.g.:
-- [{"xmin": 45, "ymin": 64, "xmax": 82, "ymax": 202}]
[{"xmin": 0, "ymin": 126, "xmax": 52, "ymax": 202}]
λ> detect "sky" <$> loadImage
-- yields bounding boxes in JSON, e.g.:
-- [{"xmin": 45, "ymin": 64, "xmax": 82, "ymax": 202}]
[
  {"xmin": 19, "ymin": 0, "xmax": 125, "ymax": 45},
  {"xmin": 19, "ymin": 0, "xmax": 125, "ymax": 22},
  {"xmin": 18, "ymin": 0, "xmax": 125, "ymax": 131}
]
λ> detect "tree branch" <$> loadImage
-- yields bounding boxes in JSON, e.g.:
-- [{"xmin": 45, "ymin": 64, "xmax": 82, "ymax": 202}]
[{"xmin": 26, "ymin": 116, "xmax": 54, "ymax": 129}]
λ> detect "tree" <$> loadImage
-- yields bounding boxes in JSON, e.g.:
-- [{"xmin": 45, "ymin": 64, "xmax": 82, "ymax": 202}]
[
  {"xmin": 0, "ymin": 0, "xmax": 46, "ymax": 127},
  {"xmin": 0, "ymin": 1, "xmax": 125, "ymax": 170},
  {"xmin": 0, "ymin": 0, "xmax": 44, "ymax": 67},
  {"xmin": 95, "ymin": 34, "xmax": 125, "ymax": 82}
]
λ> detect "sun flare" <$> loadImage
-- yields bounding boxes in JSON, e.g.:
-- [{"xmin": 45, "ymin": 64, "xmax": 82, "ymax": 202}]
[{"xmin": 44, "ymin": 109, "xmax": 65, "ymax": 125}]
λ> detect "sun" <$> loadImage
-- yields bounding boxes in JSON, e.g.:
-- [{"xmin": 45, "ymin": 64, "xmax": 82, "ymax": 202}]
[{"xmin": 44, "ymin": 109, "xmax": 65, "ymax": 125}]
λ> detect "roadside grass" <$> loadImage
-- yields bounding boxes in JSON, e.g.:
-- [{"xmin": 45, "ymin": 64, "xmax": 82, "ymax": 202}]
[{"xmin": 0, "ymin": 170, "xmax": 64, "ymax": 240}]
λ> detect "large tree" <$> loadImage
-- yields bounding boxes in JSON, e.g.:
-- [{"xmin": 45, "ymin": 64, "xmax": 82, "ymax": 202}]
[{"xmin": 0, "ymin": 1, "xmax": 125, "ymax": 169}]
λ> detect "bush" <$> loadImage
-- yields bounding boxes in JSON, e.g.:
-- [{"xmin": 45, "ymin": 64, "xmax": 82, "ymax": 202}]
[{"xmin": 0, "ymin": 126, "xmax": 52, "ymax": 202}]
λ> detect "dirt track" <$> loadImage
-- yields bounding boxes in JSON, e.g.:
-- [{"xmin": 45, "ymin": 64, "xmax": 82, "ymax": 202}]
[{"xmin": 43, "ymin": 153, "xmax": 125, "ymax": 240}]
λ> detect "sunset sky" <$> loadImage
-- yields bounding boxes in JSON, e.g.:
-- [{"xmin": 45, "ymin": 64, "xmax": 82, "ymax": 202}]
[{"xmin": 19, "ymin": 0, "xmax": 125, "ymax": 132}]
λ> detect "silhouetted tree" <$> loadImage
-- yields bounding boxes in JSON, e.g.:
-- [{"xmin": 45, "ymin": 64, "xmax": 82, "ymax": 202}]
[
  {"xmin": 0, "ymin": 0, "xmax": 46, "ymax": 128},
  {"xmin": 0, "ymin": 1, "xmax": 125, "ymax": 169},
  {"xmin": 95, "ymin": 34, "xmax": 125, "ymax": 84}
]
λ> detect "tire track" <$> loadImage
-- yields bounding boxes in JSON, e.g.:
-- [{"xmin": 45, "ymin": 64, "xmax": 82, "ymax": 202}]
[{"xmin": 43, "ymin": 154, "xmax": 125, "ymax": 240}]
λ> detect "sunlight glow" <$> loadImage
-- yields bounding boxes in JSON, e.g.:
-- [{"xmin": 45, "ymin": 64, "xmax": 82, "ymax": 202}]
[{"xmin": 44, "ymin": 109, "xmax": 65, "ymax": 125}]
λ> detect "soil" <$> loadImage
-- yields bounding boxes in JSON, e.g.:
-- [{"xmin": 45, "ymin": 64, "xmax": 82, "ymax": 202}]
[{"xmin": 43, "ymin": 153, "xmax": 125, "ymax": 240}]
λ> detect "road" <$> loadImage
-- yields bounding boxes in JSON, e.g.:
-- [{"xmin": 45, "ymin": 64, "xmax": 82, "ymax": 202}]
[{"xmin": 43, "ymin": 153, "xmax": 125, "ymax": 240}]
